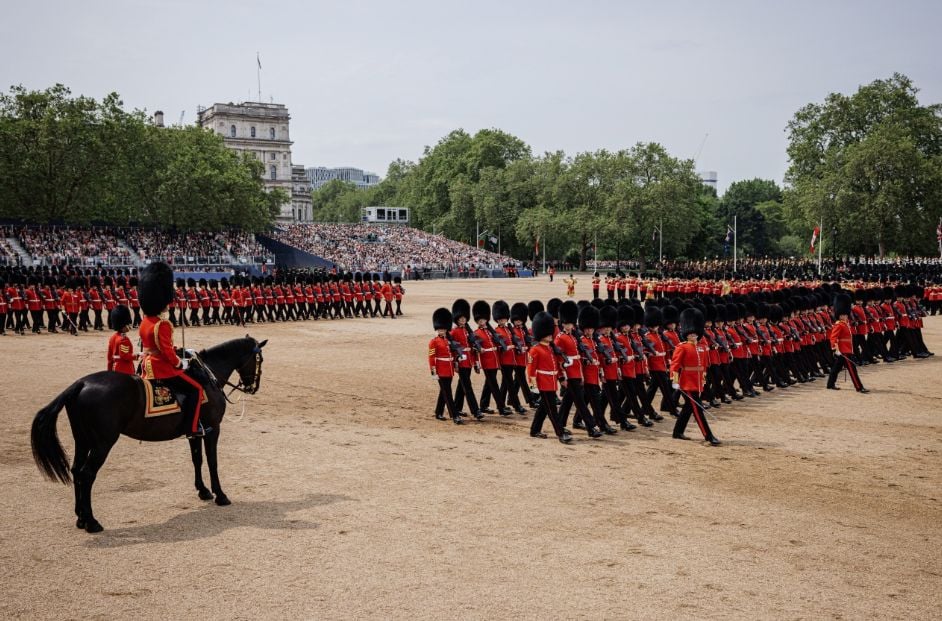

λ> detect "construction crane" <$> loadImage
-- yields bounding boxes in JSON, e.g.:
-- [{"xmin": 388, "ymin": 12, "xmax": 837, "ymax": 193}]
[{"xmin": 693, "ymin": 133, "xmax": 709, "ymax": 165}]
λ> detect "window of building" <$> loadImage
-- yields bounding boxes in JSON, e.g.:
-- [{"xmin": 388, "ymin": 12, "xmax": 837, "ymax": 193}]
[
  {"xmin": 377, "ymin": 209, "xmax": 386, "ymax": 220},
  {"xmin": 270, "ymin": 165, "xmax": 277, "ymax": 180},
  {"xmin": 283, "ymin": 154, "xmax": 287, "ymax": 160},
  {"xmin": 250, "ymin": 126, "xmax": 256, "ymax": 138},
  {"xmin": 269, "ymin": 127, "xmax": 275, "ymax": 139},
  {"xmin": 230, "ymin": 125, "xmax": 236, "ymax": 138},
  {"xmin": 399, "ymin": 209, "xmax": 408, "ymax": 221},
  {"xmin": 271, "ymin": 152, "xmax": 277, "ymax": 160}
]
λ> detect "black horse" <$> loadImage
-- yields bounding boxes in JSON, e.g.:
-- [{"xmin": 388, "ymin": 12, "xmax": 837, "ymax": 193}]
[{"xmin": 31, "ymin": 335, "xmax": 267, "ymax": 533}]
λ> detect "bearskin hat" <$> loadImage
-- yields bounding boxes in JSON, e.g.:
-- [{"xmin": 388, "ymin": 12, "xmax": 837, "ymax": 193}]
[
  {"xmin": 511, "ymin": 302, "xmax": 529, "ymax": 323},
  {"xmin": 394, "ymin": 276, "xmax": 402, "ymax": 284},
  {"xmin": 452, "ymin": 298, "xmax": 470, "ymax": 322},
  {"xmin": 354, "ymin": 272, "xmax": 362, "ymax": 283},
  {"xmin": 186, "ymin": 278, "xmax": 196, "ymax": 287},
  {"xmin": 679, "ymin": 308, "xmax": 705, "ymax": 340},
  {"xmin": 704, "ymin": 304, "xmax": 717, "ymax": 323},
  {"xmin": 579, "ymin": 304, "xmax": 600, "ymax": 330},
  {"xmin": 546, "ymin": 297, "xmax": 562, "ymax": 319},
  {"xmin": 744, "ymin": 301, "xmax": 758, "ymax": 318},
  {"xmin": 531, "ymin": 311, "xmax": 556, "ymax": 341},
  {"xmin": 662, "ymin": 305, "xmax": 679, "ymax": 326},
  {"xmin": 472, "ymin": 300, "xmax": 491, "ymax": 323},
  {"xmin": 591, "ymin": 298, "xmax": 604, "ymax": 310},
  {"xmin": 527, "ymin": 300, "xmax": 544, "ymax": 321},
  {"xmin": 644, "ymin": 305, "xmax": 662, "ymax": 328},
  {"xmin": 559, "ymin": 300, "xmax": 579, "ymax": 325},
  {"xmin": 632, "ymin": 304, "xmax": 645, "ymax": 326},
  {"xmin": 110, "ymin": 305, "xmax": 132, "ymax": 331},
  {"xmin": 616, "ymin": 305, "xmax": 633, "ymax": 329},
  {"xmin": 833, "ymin": 293, "xmax": 852, "ymax": 317},
  {"xmin": 492, "ymin": 300, "xmax": 511, "ymax": 322},
  {"xmin": 714, "ymin": 304, "xmax": 727, "ymax": 323},
  {"xmin": 433, "ymin": 307, "xmax": 453, "ymax": 331},
  {"xmin": 882, "ymin": 286, "xmax": 894, "ymax": 301},
  {"xmin": 600, "ymin": 305, "xmax": 618, "ymax": 329},
  {"xmin": 756, "ymin": 303, "xmax": 769, "ymax": 320},
  {"xmin": 139, "ymin": 262, "xmax": 174, "ymax": 316}
]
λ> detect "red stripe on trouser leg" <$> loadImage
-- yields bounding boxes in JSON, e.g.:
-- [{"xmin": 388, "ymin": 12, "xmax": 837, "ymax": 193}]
[
  {"xmin": 691, "ymin": 399, "xmax": 708, "ymax": 439},
  {"xmin": 178, "ymin": 372, "xmax": 205, "ymax": 433},
  {"xmin": 845, "ymin": 358, "xmax": 862, "ymax": 390}
]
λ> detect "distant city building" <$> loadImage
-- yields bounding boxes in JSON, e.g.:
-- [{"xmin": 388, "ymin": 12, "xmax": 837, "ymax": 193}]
[
  {"xmin": 197, "ymin": 102, "xmax": 296, "ymax": 222},
  {"xmin": 306, "ymin": 166, "xmax": 381, "ymax": 190},
  {"xmin": 291, "ymin": 164, "xmax": 313, "ymax": 222},
  {"xmin": 699, "ymin": 171, "xmax": 718, "ymax": 191}
]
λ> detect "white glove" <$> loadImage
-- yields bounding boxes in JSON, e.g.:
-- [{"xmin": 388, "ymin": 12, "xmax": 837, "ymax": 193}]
[
  {"xmin": 179, "ymin": 359, "xmax": 190, "ymax": 371},
  {"xmin": 529, "ymin": 385, "xmax": 539, "ymax": 394},
  {"xmin": 671, "ymin": 382, "xmax": 680, "ymax": 390},
  {"xmin": 185, "ymin": 348, "xmax": 197, "ymax": 358},
  {"xmin": 431, "ymin": 370, "xmax": 437, "ymax": 379}
]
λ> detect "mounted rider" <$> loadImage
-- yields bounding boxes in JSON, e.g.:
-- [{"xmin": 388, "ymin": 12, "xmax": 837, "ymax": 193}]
[{"xmin": 138, "ymin": 262, "xmax": 210, "ymax": 438}]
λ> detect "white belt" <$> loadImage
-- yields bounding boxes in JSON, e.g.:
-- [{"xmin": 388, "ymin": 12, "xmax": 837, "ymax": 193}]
[
  {"xmin": 482, "ymin": 347, "xmax": 497, "ymax": 352},
  {"xmin": 535, "ymin": 369, "xmax": 556, "ymax": 375},
  {"xmin": 435, "ymin": 357, "xmax": 452, "ymax": 361}
]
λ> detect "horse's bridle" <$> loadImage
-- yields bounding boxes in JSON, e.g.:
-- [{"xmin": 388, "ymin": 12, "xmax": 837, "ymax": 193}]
[{"xmin": 224, "ymin": 347, "xmax": 263, "ymax": 398}]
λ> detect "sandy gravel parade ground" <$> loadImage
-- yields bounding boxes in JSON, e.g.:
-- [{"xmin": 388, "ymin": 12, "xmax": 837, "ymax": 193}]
[{"xmin": 1, "ymin": 276, "xmax": 941, "ymax": 620}]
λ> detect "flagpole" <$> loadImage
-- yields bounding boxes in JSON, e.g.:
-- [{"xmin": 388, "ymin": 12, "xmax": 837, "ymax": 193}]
[
  {"xmin": 817, "ymin": 216, "xmax": 823, "ymax": 275},
  {"xmin": 256, "ymin": 52, "xmax": 261, "ymax": 101},
  {"xmin": 658, "ymin": 218, "xmax": 663, "ymax": 265},
  {"xmin": 733, "ymin": 215, "xmax": 738, "ymax": 274},
  {"xmin": 594, "ymin": 231, "xmax": 598, "ymax": 272}
]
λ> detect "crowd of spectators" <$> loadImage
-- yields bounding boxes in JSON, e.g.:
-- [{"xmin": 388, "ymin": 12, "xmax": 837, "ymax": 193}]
[
  {"xmin": 0, "ymin": 226, "xmax": 274, "ymax": 269},
  {"xmin": 11, "ymin": 226, "xmax": 136, "ymax": 267},
  {"xmin": 215, "ymin": 231, "xmax": 274, "ymax": 265},
  {"xmin": 270, "ymin": 223, "xmax": 517, "ymax": 273}
]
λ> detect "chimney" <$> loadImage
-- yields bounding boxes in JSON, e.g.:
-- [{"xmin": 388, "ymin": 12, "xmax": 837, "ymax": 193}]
[{"xmin": 154, "ymin": 110, "xmax": 165, "ymax": 127}]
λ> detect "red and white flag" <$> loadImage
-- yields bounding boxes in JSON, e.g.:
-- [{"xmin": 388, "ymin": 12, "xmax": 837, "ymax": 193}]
[{"xmin": 809, "ymin": 226, "xmax": 820, "ymax": 254}]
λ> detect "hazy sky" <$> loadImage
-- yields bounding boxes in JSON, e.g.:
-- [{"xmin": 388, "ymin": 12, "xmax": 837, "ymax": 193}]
[{"xmin": 2, "ymin": 0, "xmax": 940, "ymax": 193}]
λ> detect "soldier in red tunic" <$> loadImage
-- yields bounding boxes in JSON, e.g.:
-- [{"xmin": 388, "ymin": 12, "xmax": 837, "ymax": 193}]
[
  {"xmin": 671, "ymin": 308, "xmax": 721, "ymax": 445},
  {"xmin": 393, "ymin": 276, "xmax": 405, "ymax": 316},
  {"xmin": 450, "ymin": 298, "xmax": 483, "ymax": 419},
  {"xmin": 107, "ymin": 305, "xmax": 138, "ymax": 375},
  {"xmin": 139, "ymin": 262, "xmax": 209, "ymax": 438},
  {"xmin": 827, "ymin": 292, "xmax": 868, "ymax": 392},
  {"xmin": 527, "ymin": 311, "xmax": 572, "ymax": 443},
  {"xmin": 492, "ymin": 300, "xmax": 525, "ymax": 414},
  {"xmin": 429, "ymin": 307, "xmax": 463, "ymax": 424},
  {"xmin": 474, "ymin": 300, "xmax": 509, "ymax": 415},
  {"xmin": 555, "ymin": 301, "xmax": 605, "ymax": 438}
]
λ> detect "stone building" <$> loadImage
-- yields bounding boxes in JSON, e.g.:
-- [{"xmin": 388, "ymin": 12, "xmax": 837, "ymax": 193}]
[{"xmin": 197, "ymin": 102, "xmax": 296, "ymax": 221}]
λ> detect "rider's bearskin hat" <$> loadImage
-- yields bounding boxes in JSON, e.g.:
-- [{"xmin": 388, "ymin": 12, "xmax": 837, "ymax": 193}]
[{"xmin": 139, "ymin": 262, "xmax": 174, "ymax": 316}]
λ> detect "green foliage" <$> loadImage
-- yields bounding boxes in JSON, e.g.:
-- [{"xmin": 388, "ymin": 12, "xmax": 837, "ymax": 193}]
[
  {"xmin": 785, "ymin": 73, "xmax": 942, "ymax": 257},
  {"xmin": 0, "ymin": 84, "xmax": 283, "ymax": 231},
  {"xmin": 718, "ymin": 179, "xmax": 784, "ymax": 257}
]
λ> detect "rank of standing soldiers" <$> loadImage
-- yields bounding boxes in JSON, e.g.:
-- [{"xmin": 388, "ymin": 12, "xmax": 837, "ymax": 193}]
[
  {"xmin": 0, "ymin": 267, "xmax": 405, "ymax": 335},
  {"xmin": 428, "ymin": 280, "xmax": 934, "ymax": 446}
]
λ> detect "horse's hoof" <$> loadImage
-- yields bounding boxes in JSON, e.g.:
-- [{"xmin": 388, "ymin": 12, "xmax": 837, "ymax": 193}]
[
  {"xmin": 75, "ymin": 518, "xmax": 86, "ymax": 530},
  {"xmin": 198, "ymin": 489, "xmax": 214, "ymax": 501},
  {"xmin": 214, "ymin": 494, "xmax": 231, "ymax": 506},
  {"xmin": 84, "ymin": 520, "xmax": 104, "ymax": 533}
]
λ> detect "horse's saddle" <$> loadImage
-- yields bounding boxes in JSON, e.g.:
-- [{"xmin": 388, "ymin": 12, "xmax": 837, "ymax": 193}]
[{"xmin": 140, "ymin": 377, "xmax": 209, "ymax": 418}]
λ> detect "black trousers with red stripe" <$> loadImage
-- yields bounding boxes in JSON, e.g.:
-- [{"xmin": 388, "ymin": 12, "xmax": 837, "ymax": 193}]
[
  {"xmin": 827, "ymin": 354, "xmax": 864, "ymax": 391},
  {"xmin": 673, "ymin": 390, "xmax": 715, "ymax": 441}
]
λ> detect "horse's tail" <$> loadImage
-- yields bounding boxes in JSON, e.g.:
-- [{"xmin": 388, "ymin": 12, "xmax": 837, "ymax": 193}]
[{"xmin": 31, "ymin": 381, "xmax": 83, "ymax": 484}]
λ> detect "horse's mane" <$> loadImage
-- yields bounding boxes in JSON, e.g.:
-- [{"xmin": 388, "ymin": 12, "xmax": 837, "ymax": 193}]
[{"xmin": 200, "ymin": 337, "xmax": 256, "ymax": 362}]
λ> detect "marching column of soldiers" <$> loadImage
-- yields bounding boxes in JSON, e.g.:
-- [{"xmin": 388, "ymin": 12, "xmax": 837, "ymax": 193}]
[
  {"xmin": 0, "ymin": 266, "xmax": 405, "ymax": 335},
  {"xmin": 428, "ymin": 281, "xmax": 934, "ymax": 445}
]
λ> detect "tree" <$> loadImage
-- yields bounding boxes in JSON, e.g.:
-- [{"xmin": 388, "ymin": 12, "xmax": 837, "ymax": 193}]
[
  {"xmin": 718, "ymin": 179, "xmax": 784, "ymax": 257},
  {"xmin": 785, "ymin": 73, "xmax": 942, "ymax": 257}
]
